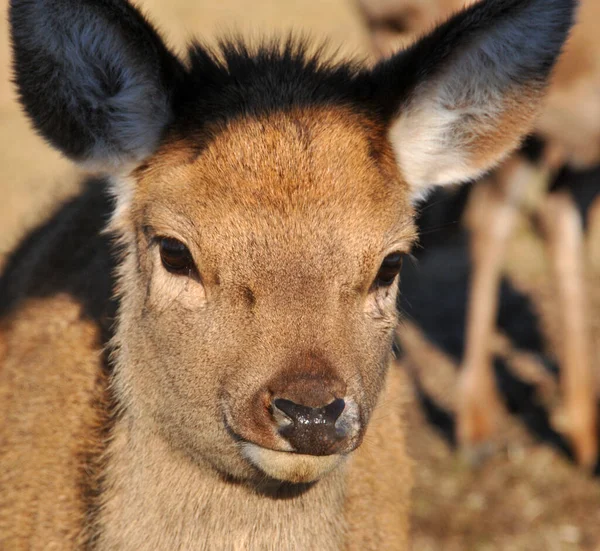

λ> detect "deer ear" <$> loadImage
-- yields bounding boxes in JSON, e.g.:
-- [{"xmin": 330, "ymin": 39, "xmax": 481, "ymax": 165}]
[
  {"xmin": 370, "ymin": 0, "xmax": 576, "ymax": 201},
  {"xmin": 10, "ymin": 0, "xmax": 184, "ymax": 172}
]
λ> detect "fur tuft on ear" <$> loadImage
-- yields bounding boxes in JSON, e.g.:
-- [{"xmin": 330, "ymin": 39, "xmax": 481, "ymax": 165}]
[
  {"xmin": 9, "ymin": 0, "xmax": 184, "ymax": 170},
  {"xmin": 370, "ymin": 0, "xmax": 577, "ymax": 200}
]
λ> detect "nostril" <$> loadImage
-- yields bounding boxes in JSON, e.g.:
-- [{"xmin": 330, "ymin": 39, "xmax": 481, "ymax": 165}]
[
  {"xmin": 273, "ymin": 398, "xmax": 345, "ymax": 427},
  {"xmin": 271, "ymin": 399, "xmax": 294, "ymax": 429},
  {"xmin": 272, "ymin": 398, "xmax": 302, "ymax": 424},
  {"xmin": 323, "ymin": 398, "xmax": 345, "ymax": 424}
]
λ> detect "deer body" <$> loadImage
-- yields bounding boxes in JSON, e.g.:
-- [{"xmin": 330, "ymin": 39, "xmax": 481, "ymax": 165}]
[{"xmin": 1, "ymin": 0, "xmax": 574, "ymax": 548}]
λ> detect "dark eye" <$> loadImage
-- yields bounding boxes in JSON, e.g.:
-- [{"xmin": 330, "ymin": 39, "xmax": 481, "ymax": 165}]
[
  {"xmin": 375, "ymin": 252, "xmax": 404, "ymax": 287},
  {"xmin": 159, "ymin": 237, "xmax": 195, "ymax": 275}
]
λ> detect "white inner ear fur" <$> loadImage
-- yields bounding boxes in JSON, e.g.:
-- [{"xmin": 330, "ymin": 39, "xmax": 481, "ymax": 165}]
[
  {"xmin": 388, "ymin": 17, "xmax": 538, "ymax": 203},
  {"xmin": 390, "ymin": 76, "xmax": 506, "ymax": 204}
]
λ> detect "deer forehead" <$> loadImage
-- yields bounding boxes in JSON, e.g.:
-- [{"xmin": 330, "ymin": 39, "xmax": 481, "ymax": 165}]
[{"xmin": 129, "ymin": 107, "xmax": 417, "ymax": 264}]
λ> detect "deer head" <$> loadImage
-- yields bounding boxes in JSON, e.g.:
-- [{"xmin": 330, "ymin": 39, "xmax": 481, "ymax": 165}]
[{"xmin": 10, "ymin": 0, "xmax": 575, "ymax": 483}]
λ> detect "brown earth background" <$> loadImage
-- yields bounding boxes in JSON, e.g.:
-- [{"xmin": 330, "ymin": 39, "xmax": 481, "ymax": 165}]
[{"xmin": 1, "ymin": 1, "xmax": 600, "ymax": 549}]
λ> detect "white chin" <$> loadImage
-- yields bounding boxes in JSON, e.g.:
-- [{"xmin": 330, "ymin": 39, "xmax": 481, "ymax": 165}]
[{"xmin": 241, "ymin": 443, "xmax": 345, "ymax": 483}]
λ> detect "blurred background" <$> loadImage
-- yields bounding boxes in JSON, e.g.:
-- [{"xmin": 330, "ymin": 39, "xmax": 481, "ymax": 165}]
[{"xmin": 1, "ymin": 0, "xmax": 600, "ymax": 549}]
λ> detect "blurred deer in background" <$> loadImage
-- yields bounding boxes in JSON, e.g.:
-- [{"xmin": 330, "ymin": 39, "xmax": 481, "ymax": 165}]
[{"xmin": 357, "ymin": 0, "xmax": 600, "ymax": 468}]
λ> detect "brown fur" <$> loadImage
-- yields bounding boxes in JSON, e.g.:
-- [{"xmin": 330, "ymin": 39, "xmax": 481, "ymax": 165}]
[
  {"xmin": 0, "ymin": 296, "xmax": 108, "ymax": 549},
  {"xmin": 465, "ymin": 86, "xmax": 545, "ymax": 173}
]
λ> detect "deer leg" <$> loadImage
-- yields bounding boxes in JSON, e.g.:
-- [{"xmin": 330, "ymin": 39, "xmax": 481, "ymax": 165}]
[
  {"xmin": 456, "ymin": 187, "xmax": 512, "ymax": 448},
  {"xmin": 586, "ymin": 194, "xmax": 600, "ymax": 270},
  {"xmin": 540, "ymin": 191, "xmax": 597, "ymax": 468},
  {"xmin": 457, "ymin": 158, "xmax": 534, "ymax": 449}
]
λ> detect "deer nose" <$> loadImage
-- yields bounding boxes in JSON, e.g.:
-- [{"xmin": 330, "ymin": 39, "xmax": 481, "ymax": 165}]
[{"xmin": 272, "ymin": 397, "xmax": 348, "ymax": 455}]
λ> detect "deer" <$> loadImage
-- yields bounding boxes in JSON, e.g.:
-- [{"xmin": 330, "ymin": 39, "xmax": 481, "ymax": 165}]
[
  {"xmin": 357, "ymin": 0, "xmax": 600, "ymax": 468},
  {"xmin": 0, "ymin": 0, "xmax": 575, "ymax": 548}
]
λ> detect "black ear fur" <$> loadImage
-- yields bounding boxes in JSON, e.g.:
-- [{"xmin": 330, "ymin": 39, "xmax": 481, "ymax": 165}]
[
  {"xmin": 370, "ymin": 0, "xmax": 577, "ymax": 121},
  {"xmin": 10, "ymin": 0, "xmax": 185, "ymax": 167}
]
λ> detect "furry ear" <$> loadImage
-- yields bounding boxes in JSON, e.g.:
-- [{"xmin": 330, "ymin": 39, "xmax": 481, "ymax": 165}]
[
  {"xmin": 9, "ymin": 0, "xmax": 184, "ymax": 171},
  {"xmin": 369, "ymin": 0, "xmax": 577, "ymax": 200}
]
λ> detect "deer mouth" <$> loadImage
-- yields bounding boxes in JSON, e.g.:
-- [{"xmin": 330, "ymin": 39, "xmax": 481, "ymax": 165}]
[
  {"xmin": 222, "ymin": 403, "xmax": 355, "ymax": 483},
  {"xmin": 240, "ymin": 442, "xmax": 346, "ymax": 483}
]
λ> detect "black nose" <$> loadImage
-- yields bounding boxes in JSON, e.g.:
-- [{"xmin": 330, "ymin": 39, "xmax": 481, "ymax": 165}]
[{"xmin": 272, "ymin": 397, "xmax": 347, "ymax": 455}]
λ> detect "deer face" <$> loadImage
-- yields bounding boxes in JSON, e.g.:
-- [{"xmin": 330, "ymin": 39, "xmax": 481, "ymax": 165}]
[
  {"xmin": 10, "ymin": 0, "xmax": 575, "ymax": 482},
  {"xmin": 113, "ymin": 108, "xmax": 415, "ymax": 482}
]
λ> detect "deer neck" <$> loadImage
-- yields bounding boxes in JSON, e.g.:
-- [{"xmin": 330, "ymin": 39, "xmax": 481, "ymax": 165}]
[{"xmin": 95, "ymin": 413, "xmax": 348, "ymax": 551}]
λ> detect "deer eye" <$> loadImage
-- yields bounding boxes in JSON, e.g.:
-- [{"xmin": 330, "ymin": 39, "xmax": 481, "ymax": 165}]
[
  {"xmin": 159, "ymin": 237, "xmax": 195, "ymax": 275},
  {"xmin": 374, "ymin": 252, "xmax": 404, "ymax": 287}
]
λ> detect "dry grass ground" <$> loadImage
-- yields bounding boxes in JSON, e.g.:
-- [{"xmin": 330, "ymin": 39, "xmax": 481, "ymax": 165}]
[{"xmin": 1, "ymin": 0, "xmax": 600, "ymax": 549}]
